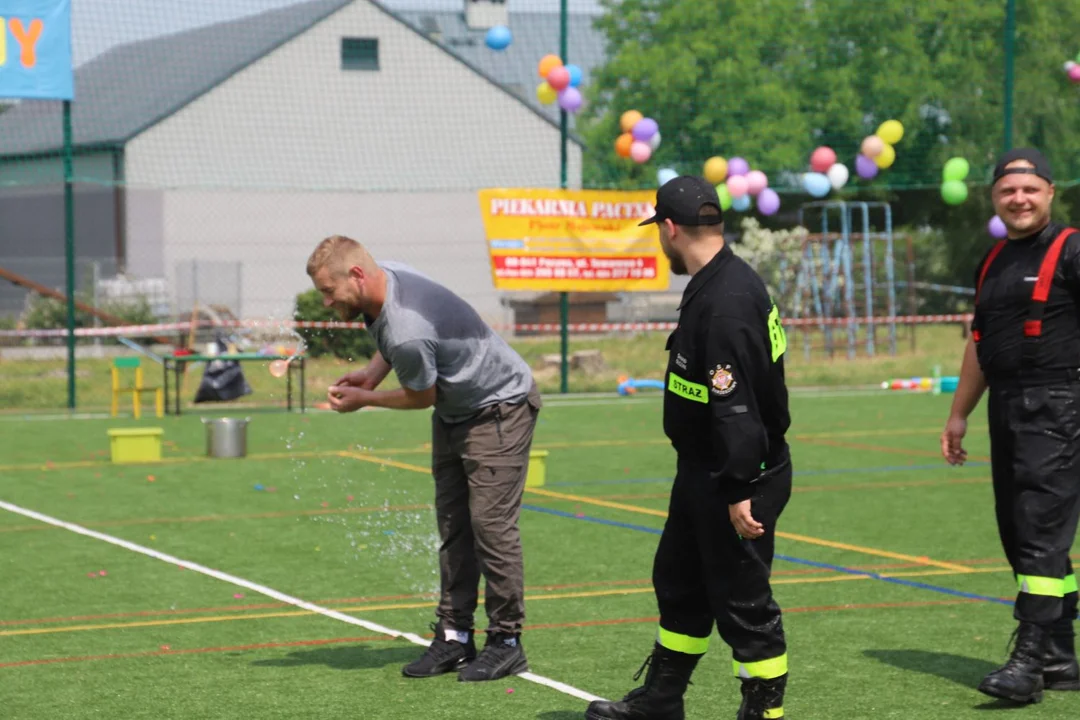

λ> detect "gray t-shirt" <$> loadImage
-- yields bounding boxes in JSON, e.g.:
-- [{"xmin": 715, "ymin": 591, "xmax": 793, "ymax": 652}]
[{"xmin": 365, "ymin": 262, "xmax": 535, "ymax": 422}]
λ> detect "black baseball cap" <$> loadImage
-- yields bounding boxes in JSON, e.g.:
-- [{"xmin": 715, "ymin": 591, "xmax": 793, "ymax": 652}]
[
  {"xmin": 992, "ymin": 147, "xmax": 1053, "ymax": 186},
  {"xmin": 639, "ymin": 175, "xmax": 724, "ymax": 226}
]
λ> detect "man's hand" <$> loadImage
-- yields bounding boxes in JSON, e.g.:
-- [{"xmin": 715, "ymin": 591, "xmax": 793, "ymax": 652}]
[
  {"xmin": 328, "ymin": 385, "xmax": 374, "ymax": 413},
  {"xmin": 941, "ymin": 415, "xmax": 968, "ymax": 465},
  {"xmin": 729, "ymin": 500, "xmax": 764, "ymax": 540},
  {"xmin": 333, "ymin": 369, "xmax": 375, "ymax": 390}
]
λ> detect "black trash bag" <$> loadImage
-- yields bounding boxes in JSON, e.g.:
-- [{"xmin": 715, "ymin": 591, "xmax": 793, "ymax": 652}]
[{"xmin": 193, "ymin": 337, "xmax": 253, "ymax": 403}]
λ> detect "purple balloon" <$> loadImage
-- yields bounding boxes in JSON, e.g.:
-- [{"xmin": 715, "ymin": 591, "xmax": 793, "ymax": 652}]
[
  {"xmin": 558, "ymin": 87, "xmax": 583, "ymax": 112},
  {"xmin": 855, "ymin": 154, "xmax": 879, "ymax": 180},
  {"xmin": 757, "ymin": 188, "xmax": 780, "ymax": 216},
  {"xmin": 988, "ymin": 215, "xmax": 1008, "ymax": 239},
  {"xmin": 632, "ymin": 117, "xmax": 658, "ymax": 142},
  {"xmin": 727, "ymin": 157, "xmax": 750, "ymax": 177}
]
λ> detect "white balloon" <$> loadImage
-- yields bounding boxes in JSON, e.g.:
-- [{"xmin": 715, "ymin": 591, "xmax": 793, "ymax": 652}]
[
  {"xmin": 648, "ymin": 131, "xmax": 662, "ymax": 150},
  {"xmin": 826, "ymin": 162, "xmax": 850, "ymax": 190},
  {"xmin": 1066, "ymin": 61, "xmax": 1078, "ymax": 72},
  {"xmin": 657, "ymin": 168, "xmax": 678, "ymax": 186}
]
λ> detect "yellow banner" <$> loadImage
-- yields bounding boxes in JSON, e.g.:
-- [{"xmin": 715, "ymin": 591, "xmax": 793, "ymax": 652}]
[{"xmin": 478, "ymin": 188, "xmax": 670, "ymax": 292}]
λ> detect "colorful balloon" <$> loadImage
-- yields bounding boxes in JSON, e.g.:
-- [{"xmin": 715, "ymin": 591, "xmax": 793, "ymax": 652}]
[
  {"xmin": 727, "ymin": 174, "xmax": 749, "ymax": 198},
  {"xmin": 855, "ymin": 154, "xmax": 879, "ymax": 179},
  {"xmin": 485, "ymin": 25, "xmax": 512, "ymax": 50},
  {"xmin": 877, "ymin": 120, "xmax": 904, "ymax": 145},
  {"xmin": 810, "ymin": 146, "xmax": 837, "ymax": 173},
  {"xmin": 989, "ymin": 215, "xmax": 1008, "ymax": 239},
  {"xmin": 861, "ymin": 135, "xmax": 885, "ymax": 158},
  {"xmin": 558, "ymin": 87, "xmax": 583, "ymax": 112},
  {"xmin": 547, "ymin": 66, "xmax": 571, "ymax": 91},
  {"xmin": 1070, "ymin": 65, "xmax": 1080, "ymax": 84},
  {"xmin": 757, "ymin": 188, "xmax": 780, "ymax": 216},
  {"xmin": 538, "ymin": 54, "xmax": 562, "ymax": 79},
  {"xmin": 716, "ymin": 183, "xmax": 732, "ymax": 211},
  {"xmin": 873, "ymin": 143, "xmax": 896, "ymax": 169},
  {"xmin": 620, "ymin": 110, "xmax": 643, "ymax": 133},
  {"xmin": 648, "ymin": 131, "xmax": 662, "ymax": 151},
  {"xmin": 826, "ymin": 162, "xmax": 849, "ymax": 190},
  {"xmin": 941, "ymin": 180, "xmax": 968, "ymax": 205},
  {"xmin": 614, "ymin": 133, "xmax": 634, "ymax": 158},
  {"xmin": 536, "ymin": 82, "xmax": 557, "ymax": 105},
  {"xmin": 942, "ymin": 157, "xmax": 970, "ymax": 182},
  {"xmin": 703, "ymin": 157, "xmax": 728, "ymax": 184},
  {"xmin": 630, "ymin": 141, "xmax": 652, "ymax": 163},
  {"xmin": 632, "ymin": 118, "xmax": 659, "ymax": 142},
  {"xmin": 727, "ymin": 157, "xmax": 750, "ymax": 177},
  {"xmin": 802, "ymin": 172, "xmax": 830, "ymax": 198},
  {"xmin": 565, "ymin": 64, "xmax": 583, "ymax": 88},
  {"xmin": 746, "ymin": 170, "xmax": 768, "ymax": 196},
  {"xmin": 732, "ymin": 194, "xmax": 752, "ymax": 212},
  {"xmin": 658, "ymin": 168, "xmax": 678, "ymax": 186}
]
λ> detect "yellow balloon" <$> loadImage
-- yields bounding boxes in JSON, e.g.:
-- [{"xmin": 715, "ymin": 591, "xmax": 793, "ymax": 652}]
[
  {"xmin": 703, "ymin": 156, "xmax": 729, "ymax": 185},
  {"xmin": 877, "ymin": 119, "xmax": 904, "ymax": 145},
  {"xmin": 620, "ymin": 110, "xmax": 643, "ymax": 134},
  {"xmin": 537, "ymin": 81, "xmax": 557, "ymax": 105},
  {"xmin": 873, "ymin": 142, "xmax": 896, "ymax": 169}
]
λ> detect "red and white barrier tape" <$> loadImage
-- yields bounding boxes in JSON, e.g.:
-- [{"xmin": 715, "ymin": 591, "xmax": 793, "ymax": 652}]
[{"xmin": 0, "ymin": 314, "xmax": 974, "ymax": 339}]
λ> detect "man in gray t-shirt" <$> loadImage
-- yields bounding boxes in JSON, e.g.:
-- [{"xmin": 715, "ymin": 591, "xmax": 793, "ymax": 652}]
[{"xmin": 306, "ymin": 235, "xmax": 541, "ymax": 684}]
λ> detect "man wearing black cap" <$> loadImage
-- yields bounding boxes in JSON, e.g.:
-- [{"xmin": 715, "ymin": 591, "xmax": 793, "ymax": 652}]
[
  {"xmin": 942, "ymin": 148, "xmax": 1080, "ymax": 704},
  {"xmin": 586, "ymin": 176, "xmax": 793, "ymax": 720}
]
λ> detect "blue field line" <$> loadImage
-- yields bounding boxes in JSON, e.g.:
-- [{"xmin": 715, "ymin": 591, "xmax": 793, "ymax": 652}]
[
  {"xmin": 545, "ymin": 462, "xmax": 989, "ymax": 488},
  {"xmin": 522, "ymin": 504, "xmax": 1013, "ymax": 607}
]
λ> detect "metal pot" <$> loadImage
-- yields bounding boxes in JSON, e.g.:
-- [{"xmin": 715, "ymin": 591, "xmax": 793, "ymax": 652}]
[{"xmin": 202, "ymin": 417, "xmax": 250, "ymax": 458}]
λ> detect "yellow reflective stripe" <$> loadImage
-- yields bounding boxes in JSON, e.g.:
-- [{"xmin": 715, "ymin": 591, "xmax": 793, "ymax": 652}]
[
  {"xmin": 767, "ymin": 304, "xmax": 787, "ymax": 362},
  {"xmin": 733, "ymin": 653, "xmax": 788, "ymax": 679},
  {"xmin": 1065, "ymin": 574, "xmax": 1078, "ymax": 594},
  {"xmin": 657, "ymin": 627, "xmax": 709, "ymax": 655},
  {"xmin": 1018, "ymin": 575, "xmax": 1065, "ymax": 597},
  {"xmin": 764, "ymin": 708, "xmax": 784, "ymax": 719},
  {"xmin": 667, "ymin": 372, "xmax": 708, "ymax": 404}
]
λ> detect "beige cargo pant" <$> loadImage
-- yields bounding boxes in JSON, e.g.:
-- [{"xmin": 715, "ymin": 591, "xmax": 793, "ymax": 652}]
[{"xmin": 431, "ymin": 382, "xmax": 541, "ymax": 636}]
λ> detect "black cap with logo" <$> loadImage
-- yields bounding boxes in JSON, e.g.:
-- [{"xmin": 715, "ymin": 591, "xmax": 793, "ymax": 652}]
[{"xmin": 638, "ymin": 176, "xmax": 724, "ymax": 226}]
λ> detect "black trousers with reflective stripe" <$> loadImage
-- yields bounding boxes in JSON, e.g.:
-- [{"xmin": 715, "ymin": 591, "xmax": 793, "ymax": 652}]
[
  {"xmin": 652, "ymin": 455, "xmax": 792, "ymax": 664},
  {"xmin": 988, "ymin": 383, "xmax": 1080, "ymax": 624}
]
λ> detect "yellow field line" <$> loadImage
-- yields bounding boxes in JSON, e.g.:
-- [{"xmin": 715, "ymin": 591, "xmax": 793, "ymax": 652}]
[
  {"xmin": 337, "ymin": 451, "xmax": 431, "ymax": 474},
  {"xmin": 793, "ymin": 426, "xmax": 987, "ymax": 440},
  {"xmin": 526, "ymin": 487, "xmax": 667, "ymax": 518},
  {"xmin": 0, "ymin": 450, "xmax": 333, "ymax": 474},
  {"xmin": 2, "ymin": 565, "xmax": 1013, "ymax": 638}
]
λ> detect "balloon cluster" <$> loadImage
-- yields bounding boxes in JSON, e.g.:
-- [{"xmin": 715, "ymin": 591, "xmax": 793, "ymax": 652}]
[
  {"xmin": 940, "ymin": 157, "xmax": 970, "ymax": 205},
  {"xmin": 535, "ymin": 55, "xmax": 583, "ymax": 113},
  {"xmin": 1064, "ymin": 53, "xmax": 1080, "ymax": 84},
  {"xmin": 484, "ymin": 25, "xmax": 512, "ymax": 51},
  {"xmin": 701, "ymin": 155, "xmax": 781, "ymax": 216},
  {"xmin": 854, "ymin": 120, "xmax": 904, "ymax": 180},
  {"xmin": 614, "ymin": 110, "xmax": 661, "ymax": 164},
  {"xmin": 801, "ymin": 146, "xmax": 850, "ymax": 197}
]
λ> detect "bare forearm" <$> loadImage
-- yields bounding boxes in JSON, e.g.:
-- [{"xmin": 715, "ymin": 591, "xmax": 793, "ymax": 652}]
[
  {"xmin": 363, "ymin": 388, "xmax": 433, "ymax": 410},
  {"xmin": 949, "ymin": 337, "xmax": 986, "ymax": 420}
]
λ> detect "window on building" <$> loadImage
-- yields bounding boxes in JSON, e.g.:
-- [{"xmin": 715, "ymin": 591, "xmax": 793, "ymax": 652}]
[{"xmin": 341, "ymin": 38, "xmax": 379, "ymax": 71}]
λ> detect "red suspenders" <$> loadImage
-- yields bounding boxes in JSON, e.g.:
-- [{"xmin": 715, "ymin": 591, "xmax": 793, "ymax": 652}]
[{"xmin": 972, "ymin": 227, "xmax": 1078, "ymax": 343}]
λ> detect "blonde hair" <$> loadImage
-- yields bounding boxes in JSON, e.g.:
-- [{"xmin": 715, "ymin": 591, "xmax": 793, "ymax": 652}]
[{"xmin": 306, "ymin": 235, "xmax": 375, "ymax": 278}]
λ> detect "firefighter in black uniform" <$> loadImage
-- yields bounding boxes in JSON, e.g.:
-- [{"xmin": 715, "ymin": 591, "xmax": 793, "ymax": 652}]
[
  {"xmin": 942, "ymin": 148, "xmax": 1080, "ymax": 704},
  {"xmin": 586, "ymin": 176, "xmax": 793, "ymax": 720}
]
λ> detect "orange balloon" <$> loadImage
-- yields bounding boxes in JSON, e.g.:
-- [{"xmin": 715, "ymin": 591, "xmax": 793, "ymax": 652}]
[
  {"xmin": 538, "ymin": 54, "xmax": 563, "ymax": 80},
  {"xmin": 620, "ymin": 110, "xmax": 643, "ymax": 134},
  {"xmin": 615, "ymin": 133, "xmax": 634, "ymax": 158}
]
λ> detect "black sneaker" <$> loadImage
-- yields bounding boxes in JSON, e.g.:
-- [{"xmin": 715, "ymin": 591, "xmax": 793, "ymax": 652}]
[
  {"xmin": 402, "ymin": 622, "xmax": 476, "ymax": 678},
  {"xmin": 458, "ymin": 632, "xmax": 529, "ymax": 682}
]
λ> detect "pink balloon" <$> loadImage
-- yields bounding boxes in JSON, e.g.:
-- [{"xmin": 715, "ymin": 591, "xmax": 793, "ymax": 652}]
[
  {"xmin": 630, "ymin": 141, "xmax": 652, "ymax": 163},
  {"xmin": 745, "ymin": 170, "xmax": 768, "ymax": 196},
  {"xmin": 810, "ymin": 146, "xmax": 837, "ymax": 173},
  {"xmin": 861, "ymin": 136, "xmax": 885, "ymax": 158},
  {"xmin": 726, "ymin": 175, "xmax": 749, "ymax": 198},
  {"xmin": 1070, "ymin": 65, "xmax": 1080, "ymax": 84},
  {"xmin": 547, "ymin": 66, "xmax": 571, "ymax": 91}
]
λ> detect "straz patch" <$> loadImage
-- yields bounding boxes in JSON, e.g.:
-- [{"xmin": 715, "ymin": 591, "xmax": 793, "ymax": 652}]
[{"xmin": 709, "ymin": 364, "xmax": 737, "ymax": 397}]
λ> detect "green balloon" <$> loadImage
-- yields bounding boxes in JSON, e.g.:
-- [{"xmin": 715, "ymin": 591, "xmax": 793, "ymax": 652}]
[
  {"xmin": 942, "ymin": 157, "xmax": 970, "ymax": 182},
  {"xmin": 941, "ymin": 180, "xmax": 968, "ymax": 206},
  {"xmin": 716, "ymin": 183, "xmax": 732, "ymax": 211}
]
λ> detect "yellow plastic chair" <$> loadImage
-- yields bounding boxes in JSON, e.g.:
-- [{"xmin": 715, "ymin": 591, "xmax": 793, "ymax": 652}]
[{"xmin": 111, "ymin": 357, "xmax": 164, "ymax": 419}]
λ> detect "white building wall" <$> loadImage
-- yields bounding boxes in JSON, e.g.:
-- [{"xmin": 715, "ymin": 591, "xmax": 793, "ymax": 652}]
[{"xmin": 124, "ymin": 0, "xmax": 582, "ymax": 192}]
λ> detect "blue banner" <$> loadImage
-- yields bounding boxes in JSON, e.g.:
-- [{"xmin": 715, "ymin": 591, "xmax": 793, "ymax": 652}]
[{"xmin": 0, "ymin": 0, "xmax": 72, "ymax": 100}]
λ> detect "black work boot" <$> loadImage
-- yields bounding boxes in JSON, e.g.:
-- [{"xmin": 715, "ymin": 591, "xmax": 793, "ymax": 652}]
[
  {"xmin": 978, "ymin": 622, "xmax": 1049, "ymax": 703},
  {"xmin": 402, "ymin": 622, "xmax": 476, "ymax": 678},
  {"xmin": 458, "ymin": 631, "xmax": 529, "ymax": 682},
  {"xmin": 737, "ymin": 674, "xmax": 787, "ymax": 720},
  {"xmin": 584, "ymin": 644, "xmax": 700, "ymax": 720},
  {"xmin": 1044, "ymin": 618, "xmax": 1080, "ymax": 691}
]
